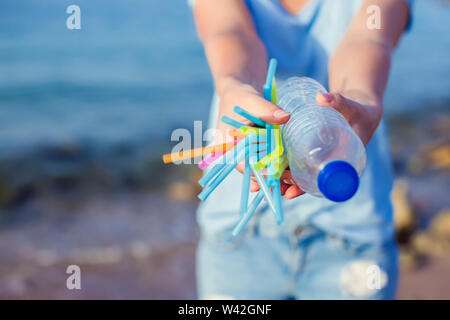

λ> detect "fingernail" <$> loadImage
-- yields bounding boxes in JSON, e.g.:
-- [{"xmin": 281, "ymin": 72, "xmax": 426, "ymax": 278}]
[
  {"xmin": 273, "ymin": 109, "xmax": 290, "ymax": 119},
  {"xmin": 320, "ymin": 93, "xmax": 333, "ymax": 102}
]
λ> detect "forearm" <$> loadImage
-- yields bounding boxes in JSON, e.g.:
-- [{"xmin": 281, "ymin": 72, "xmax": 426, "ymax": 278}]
[
  {"xmin": 328, "ymin": 0, "xmax": 410, "ymax": 121},
  {"xmin": 203, "ymin": 31, "xmax": 268, "ymax": 96},
  {"xmin": 193, "ymin": 0, "xmax": 268, "ymax": 96},
  {"xmin": 328, "ymin": 38, "xmax": 391, "ymax": 120},
  {"xmin": 192, "ymin": 0, "xmax": 287, "ymax": 138}
]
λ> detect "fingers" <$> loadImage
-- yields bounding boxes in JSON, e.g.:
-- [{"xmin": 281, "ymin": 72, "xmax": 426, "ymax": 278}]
[
  {"xmin": 236, "ymin": 93, "xmax": 290, "ymax": 125},
  {"xmin": 246, "ymin": 168, "xmax": 297, "ymax": 195},
  {"xmin": 284, "ymin": 185, "xmax": 305, "ymax": 200},
  {"xmin": 281, "ymin": 172, "xmax": 305, "ymax": 199},
  {"xmin": 280, "ymin": 169, "xmax": 294, "ymax": 184},
  {"xmin": 316, "ymin": 92, "xmax": 358, "ymax": 123},
  {"xmin": 250, "ymin": 181, "xmax": 260, "ymax": 192},
  {"xmin": 235, "ymin": 162, "xmax": 245, "ymax": 174},
  {"xmin": 249, "ymin": 173, "xmax": 304, "ymax": 200}
]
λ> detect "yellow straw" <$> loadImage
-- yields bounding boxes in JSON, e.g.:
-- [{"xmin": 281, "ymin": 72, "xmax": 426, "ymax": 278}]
[
  {"xmin": 273, "ymin": 157, "xmax": 288, "ymax": 179},
  {"xmin": 228, "ymin": 129, "xmax": 248, "ymax": 139},
  {"xmin": 240, "ymin": 126, "xmax": 267, "ymax": 136},
  {"xmin": 253, "ymin": 125, "xmax": 284, "ymax": 171},
  {"xmin": 271, "ymin": 78, "xmax": 277, "ymax": 104}
]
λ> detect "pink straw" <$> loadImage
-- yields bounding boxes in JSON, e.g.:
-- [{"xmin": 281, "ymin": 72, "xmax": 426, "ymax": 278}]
[{"xmin": 198, "ymin": 151, "xmax": 225, "ymax": 170}]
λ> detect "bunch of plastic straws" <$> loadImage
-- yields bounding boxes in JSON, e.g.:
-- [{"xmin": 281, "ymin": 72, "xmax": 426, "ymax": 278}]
[{"xmin": 163, "ymin": 59, "xmax": 287, "ymax": 236}]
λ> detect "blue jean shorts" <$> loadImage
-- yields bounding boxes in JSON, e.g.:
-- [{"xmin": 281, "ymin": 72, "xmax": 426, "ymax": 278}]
[
  {"xmin": 197, "ymin": 95, "xmax": 398, "ymax": 299},
  {"xmin": 196, "ymin": 215, "xmax": 398, "ymax": 300}
]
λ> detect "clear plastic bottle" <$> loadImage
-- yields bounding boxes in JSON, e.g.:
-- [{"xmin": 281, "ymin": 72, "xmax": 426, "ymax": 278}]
[{"xmin": 277, "ymin": 77, "xmax": 366, "ymax": 202}]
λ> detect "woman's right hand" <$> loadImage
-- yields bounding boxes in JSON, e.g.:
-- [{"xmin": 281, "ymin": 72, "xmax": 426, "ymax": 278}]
[{"xmin": 214, "ymin": 78, "xmax": 305, "ymax": 199}]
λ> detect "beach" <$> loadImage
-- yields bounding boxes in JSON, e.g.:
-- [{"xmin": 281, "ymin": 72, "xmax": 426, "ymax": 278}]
[
  {"xmin": 0, "ymin": 0, "xmax": 449, "ymax": 299},
  {"xmin": 0, "ymin": 104, "xmax": 449, "ymax": 299}
]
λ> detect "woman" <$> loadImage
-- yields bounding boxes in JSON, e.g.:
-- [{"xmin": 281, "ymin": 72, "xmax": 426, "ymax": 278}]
[{"xmin": 192, "ymin": 0, "xmax": 412, "ymax": 299}]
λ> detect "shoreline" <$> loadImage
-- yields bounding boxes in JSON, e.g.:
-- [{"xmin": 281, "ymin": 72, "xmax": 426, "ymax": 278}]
[
  {"xmin": 0, "ymin": 105, "xmax": 448, "ymax": 208},
  {"xmin": 0, "ymin": 105, "xmax": 448, "ymax": 299}
]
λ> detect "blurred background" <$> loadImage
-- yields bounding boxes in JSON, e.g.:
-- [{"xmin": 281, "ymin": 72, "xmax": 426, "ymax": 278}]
[{"xmin": 0, "ymin": 0, "xmax": 448, "ymax": 299}]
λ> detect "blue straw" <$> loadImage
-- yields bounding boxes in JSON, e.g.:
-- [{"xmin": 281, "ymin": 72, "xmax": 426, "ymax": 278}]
[
  {"xmin": 198, "ymin": 138, "xmax": 247, "ymax": 187},
  {"xmin": 233, "ymin": 106, "xmax": 267, "ymax": 128},
  {"xmin": 251, "ymin": 167, "xmax": 276, "ymax": 215},
  {"xmin": 239, "ymin": 138, "xmax": 251, "ymax": 214},
  {"xmin": 263, "ymin": 58, "xmax": 277, "ymax": 100},
  {"xmin": 265, "ymin": 123, "xmax": 273, "ymax": 182},
  {"xmin": 271, "ymin": 179, "xmax": 284, "ymax": 225},
  {"xmin": 270, "ymin": 126, "xmax": 283, "ymax": 224},
  {"xmin": 198, "ymin": 146, "xmax": 249, "ymax": 201},
  {"xmin": 221, "ymin": 116, "xmax": 246, "ymax": 129},
  {"xmin": 232, "ymin": 190, "xmax": 265, "ymax": 237},
  {"xmin": 198, "ymin": 162, "xmax": 227, "ymax": 187},
  {"xmin": 262, "ymin": 58, "xmax": 276, "ymax": 185},
  {"xmin": 267, "ymin": 125, "xmax": 277, "ymax": 184},
  {"xmin": 249, "ymin": 136, "xmax": 259, "ymax": 165}
]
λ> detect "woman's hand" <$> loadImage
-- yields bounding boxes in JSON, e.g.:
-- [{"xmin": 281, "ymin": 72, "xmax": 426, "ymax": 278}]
[
  {"xmin": 279, "ymin": 90, "xmax": 383, "ymax": 200},
  {"xmin": 316, "ymin": 90, "xmax": 383, "ymax": 146},
  {"xmin": 215, "ymin": 78, "xmax": 300, "ymax": 194},
  {"xmin": 216, "ymin": 78, "xmax": 291, "ymax": 142}
]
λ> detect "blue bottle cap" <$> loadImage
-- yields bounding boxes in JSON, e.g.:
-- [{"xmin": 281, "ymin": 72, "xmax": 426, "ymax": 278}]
[{"xmin": 317, "ymin": 160, "xmax": 359, "ymax": 202}]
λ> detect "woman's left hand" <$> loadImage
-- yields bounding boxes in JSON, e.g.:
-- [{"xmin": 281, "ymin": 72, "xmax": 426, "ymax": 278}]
[
  {"xmin": 272, "ymin": 90, "xmax": 383, "ymax": 200},
  {"xmin": 316, "ymin": 91, "xmax": 383, "ymax": 146}
]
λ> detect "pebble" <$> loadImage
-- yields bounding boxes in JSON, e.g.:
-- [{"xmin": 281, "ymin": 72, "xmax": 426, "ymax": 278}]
[
  {"xmin": 167, "ymin": 181, "xmax": 197, "ymax": 202},
  {"xmin": 392, "ymin": 179, "xmax": 415, "ymax": 234}
]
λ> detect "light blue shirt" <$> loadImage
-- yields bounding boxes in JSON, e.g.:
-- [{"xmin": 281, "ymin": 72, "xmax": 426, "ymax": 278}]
[{"xmin": 197, "ymin": 0, "xmax": 414, "ymax": 244}]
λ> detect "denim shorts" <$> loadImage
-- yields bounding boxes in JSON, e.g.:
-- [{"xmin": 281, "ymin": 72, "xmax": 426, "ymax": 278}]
[
  {"xmin": 196, "ymin": 212, "xmax": 398, "ymax": 300},
  {"xmin": 197, "ymin": 92, "xmax": 398, "ymax": 299}
]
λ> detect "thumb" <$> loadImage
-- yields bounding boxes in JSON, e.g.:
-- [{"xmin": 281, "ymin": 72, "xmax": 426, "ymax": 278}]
[
  {"xmin": 243, "ymin": 94, "xmax": 290, "ymax": 125},
  {"xmin": 316, "ymin": 92, "xmax": 357, "ymax": 123}
]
